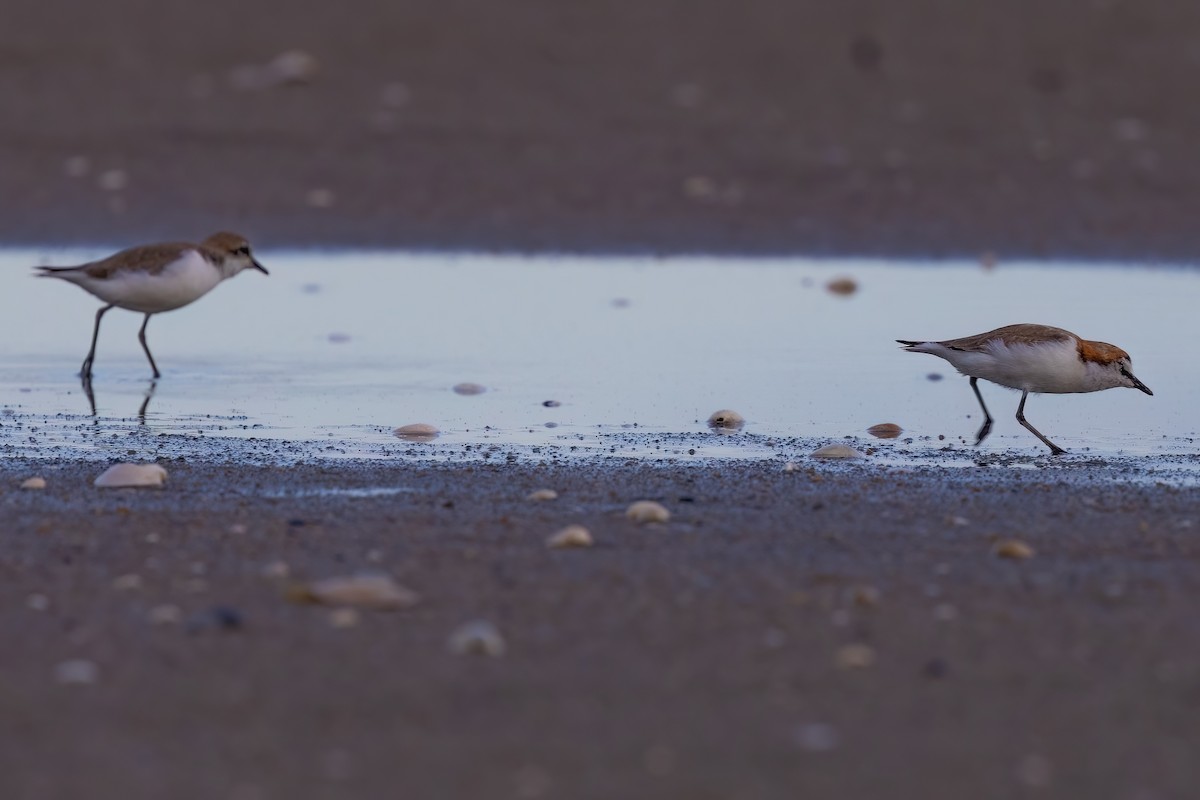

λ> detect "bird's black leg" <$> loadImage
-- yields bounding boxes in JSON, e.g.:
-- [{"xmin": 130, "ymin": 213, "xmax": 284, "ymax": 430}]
[
  {"xmin": 81, "ymin": 304, "xmax": 114, "ymax": 378},
  {"xmin": 138, "ymin": 379, "xmax": 158, "ymax": 422},
  {"xmin": 1016, "ymin": 390, "xmax": 1066, "ymax": 455},
  {"xmin": 138, "ymin": 313, "xmax": 161, "ymax": 379},
  {"xmin": 969, "ymin": 377, "xmax": 994, "ymax": 445}
]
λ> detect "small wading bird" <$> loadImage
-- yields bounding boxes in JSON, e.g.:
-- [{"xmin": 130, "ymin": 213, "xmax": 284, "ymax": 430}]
[
  {"xmin": 35, "ymin": 232, "xmax": 268, "ymax": 379},
  {"xmin": 897, "ymin": 323, "xmax": 1153, "ymax": 455}
]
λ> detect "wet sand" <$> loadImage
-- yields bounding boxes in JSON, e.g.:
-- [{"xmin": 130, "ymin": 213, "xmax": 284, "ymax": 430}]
[
  {"xmin": 3, "ymin": 1, "xmax": 1200, "ymax": 798},
  {"xmin": 2, "ymin": 459, "xmax": 1198, "ymax": 799},
  {"xmin": 5, "ymin": 0, "xmax": 1200, "ymax": 259}
]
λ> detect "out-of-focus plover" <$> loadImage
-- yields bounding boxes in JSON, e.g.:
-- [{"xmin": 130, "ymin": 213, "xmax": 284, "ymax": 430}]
[
  {"xmin": 897, "ymin": 323, "xmax": 1152, "ymax": 455},
  {"xmin": 36, "ymin": 232, "xmax": 268, "ymax": 379}
]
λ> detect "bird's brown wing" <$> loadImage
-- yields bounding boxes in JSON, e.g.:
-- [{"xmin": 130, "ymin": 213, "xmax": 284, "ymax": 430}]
[
  {"xmin": 939, "ymin": 324, "xmax": 1077, "ymax": 352},
  {"xmin": 76, "ymin": 242, "xmax": 198, "ymax": 279}
]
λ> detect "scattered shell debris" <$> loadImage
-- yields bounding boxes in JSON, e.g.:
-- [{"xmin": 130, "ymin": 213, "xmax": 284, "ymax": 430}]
[
  {"xmin": 262, "ymin": 560, "xmax": 290, "ymax": 580},
  {"xmin": 626, "ymin": 500, "xmax": 671, "ymax": 524},
  {"xmin": 63, "ymin": 155, "xmax": 90, "ymax": 178},
  {"xmin": 394, "ymin": 423, "xmax": 439, "ymax": 442},
  {"xmin": 811, "ymin": 444, "xmax": 864, "ymax": 459},
  {"xmin": 94, "ymin": 463, "xmax": 168, "ymax": 488},
  {"xmin": 707, "ymin": 409, "xmax": 745, "ymax": 431},
  {"xmin": 292, "ymin": 572, "xmax": 420, "ymax": 611},
  {"xmin": 55, "ymin": 659, "xmax": 99, "ymax": 685},
  {"xmin": 783, "ymin": 462, "xmax": 799, "ymax": 473},
  {"xmin": 547, "ymin": 525, "xmax": 593, "ymax": 549},
  {"xmin": 453, "ymin": 382, "xmax": 487, "ymax": 395},
  {"xmin": 835, "ymin": 643, "xmax": 878, "ymax": 669},
  {"xmin": 867, "ymin": 423, "xmax": 902, "ymax": 439},
  {"xmin": 526, "ymin": 489, "xmax": 558, "ymax": 502},
  {"xmin": 20, "ymin": 477, "xmax": 46, "ymax": 490},
  {"xmin": 825, "ymin": 276, "xmax": 858, "ymax": 296},
  {"xmin": 993, "ymin": 539, "xmax": 1035, "ymax": 560},
  {"xmin": 448, "ymin": 620, "xmax": 507, "ymax": 657}
]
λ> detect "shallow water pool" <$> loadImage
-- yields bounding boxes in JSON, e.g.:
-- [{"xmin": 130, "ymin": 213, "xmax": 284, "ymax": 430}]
[{"xmin": 1, "ymin": 250, "xmax": 1195, "ymax": 468}]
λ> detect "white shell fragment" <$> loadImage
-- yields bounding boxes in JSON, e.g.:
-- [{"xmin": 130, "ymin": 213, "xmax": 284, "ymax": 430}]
[
  {"xmin": 810, "ymin": 444, "xmax": 864, "ymax": 460},
  {"xmin": 547, "ymin": 525, "xmax": 593, "ymax": 549},
  {"xmin": 707, "ymin": 409, "xmax": 745, "ymax": 431},
  {"xmin": 526, "ymin": 489, "xmax": 559, "ymax": 502},
  {"xmin": 94, "ymin": 463, "xmax": 168, "ymax": 488},
  {"xmin": 20, "ymin": 477, "xmax": 46, "ymax": 490},
  {"xmin": 393, "ymin": 423, "xmax": 439, "ymax": 441},
  {"xmin": 448, "ymin": 620, "xmax": 507, "ymax": 657},
  {"xmin": 452, "ymin": 382, "xmax": 487, "ymax": 396},
  {"xmin": 299, "ymin": 573, "xmax": 420, "ymax": 610},
  {"xmin": 626, "ymin": 500, "xmax": 671, "ymax": 524}
]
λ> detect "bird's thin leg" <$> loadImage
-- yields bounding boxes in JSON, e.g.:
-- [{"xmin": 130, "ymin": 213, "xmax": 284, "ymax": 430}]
[
  {"xmin": 81, "ymin": 304, "xmax": 114, "ymax": 378},
  {"xmin": 81, "ymin": 374, "xmax": 97, "ymax": 417},
  {"xmin": 1016, "ymin": 390, "xmax": 1066, "ymax": 456},
  {"xmin": 969, "ymin": 377, "xmax": 994, "ymax": 445},
  {"xmin": 138, "ymin": 314, "xmax": 161, "ymax": 379}
]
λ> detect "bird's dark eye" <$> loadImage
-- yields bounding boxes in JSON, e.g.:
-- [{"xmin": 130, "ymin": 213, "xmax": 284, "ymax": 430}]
[{"xmin": 238, "ymin": 246, "xmax": 251, "ymax": 255}]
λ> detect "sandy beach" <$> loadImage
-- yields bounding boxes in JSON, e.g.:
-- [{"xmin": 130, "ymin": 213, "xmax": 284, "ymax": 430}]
[{"xmin": 3, "ymin": 2, "xmax": 1200, "ymax": 799}]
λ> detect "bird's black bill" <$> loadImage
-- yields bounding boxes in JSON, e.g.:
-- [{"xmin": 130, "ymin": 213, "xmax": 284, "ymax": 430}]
[
  {"xmin": 1131, "ymin": 375, "xmax": 1153, "ymax": 396},
  {"xmin": 252, "ymin": 259, "xmax": 269, "ymax": 275}
]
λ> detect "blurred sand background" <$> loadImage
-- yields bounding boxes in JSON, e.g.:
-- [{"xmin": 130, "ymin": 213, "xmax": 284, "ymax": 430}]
[{"xmin": 4, "ymin": 0, "xmax": 1200, "ymax": 257}]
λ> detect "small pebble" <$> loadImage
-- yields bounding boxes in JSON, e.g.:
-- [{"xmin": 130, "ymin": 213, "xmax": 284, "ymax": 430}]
[
  {"xmin": 448, "ymin": 620, "xmax": 507, "ymax": 657},
  {"xmin": 526, "ymin": 489, "xmax": 558, "ymax": 502},
  {"xmin": 707, "ymin": 409, "xmax": 745, "ymax": 431},
  {"xmin": 379, "ymin": 81, "xmax": 411, "ymax": 108},
  {"xmin": 835, "ymin": 643, "xmax": 877, "ymax": 669},
  {"xmin": 866, "ymin": 423, "xmax": 902, "ymax": 439},
  {"xmin": 328, "ymin": 608, "xmax": 361, "ymax": 628},
  {"xmin": 97, "ymin": 169, "xmax": 128, "ymax": 192},
  {"xmin": 63, "ymin": 155, "xmax": 90, "ymax": 178},
  {"xmin": 626, "ymin": 500, "xmax": 670, "ymax": 524},
  {"xmin": 327, "ymin": 332, "xmax": 351, "ymax": 344},
  {"xmin": 1015, "ymin": 754, "xmax": 1054, "ymax": 788},
  {"xmin": 993, "ymin": 539, "xmax": 1035, "ymax": 560},
  {"xmin": 295, "ymin": 573, "xmax": 420, "ymax": 610},
  {"xmin": 782, "ymin": 462, "xmax": 799, "ymax": 473},
  {"xmin": 306, "ymin": 188, "xmax": 335, "ymax": 208},
  {"xmin": 546, "ymin": 525, "xmax": 593, "ymax": 549},
  {"xmin": 926, "ymin": 373, "xmax": 944, "ymax": 382},
  {"xmin": 26, "ymin": 594, "xmax": 50, "ymax": 611},
  {"xmin": 94, "ymin": 463, "xmax": 168, "ymax": 488},
  {"xmin": 187, "ymin": 606, "xmax": 244, "ymax": 633},
  {"xmin": 228, "ymin": 523, "xmax": 248, "ymax": 535},
  {"xmin": 542, "ymin": 400, "xmax": 562, "ymax": 408},
  {"xmin": 852, "ymin": 585, "xmax": 881, "ymax": 607},
  {"xmin": 55, "ymin": 659, "xmax": 98, "ymax": 685},
  {"xmin": 793, "ymin": 722, "xmax": 839, "ymax": 752},
  {"xmin": 394, "ymin": 423, "xmax": 439, "ymax": 441},
  {"xmin": 453, "ymin": 382, "xmax": 487, "ymax": 395},
  {"xmin": 111, "ymin": 574, "xmax": 142, "ymax": 591},
  {"xmin": 148, "ymin": 604, "xmax": 183, "ymax": 625},
  {"xmin": 825, "ymin": 277, "xmax": 858, "ymax": 296},
  {"xmin": 20, "ymin": 477, "xmax": 46, "ymax": 490},
  {"xmin": 261, "ymin": 560, "xmax": 290, "ymax": 579},
  {"xmin": 811, "ymin": 444, "xmax": 863, "ymax": 459},
  {"xmin": 266, "ymin": 50, "xmax": 320, "ymax": 85}
]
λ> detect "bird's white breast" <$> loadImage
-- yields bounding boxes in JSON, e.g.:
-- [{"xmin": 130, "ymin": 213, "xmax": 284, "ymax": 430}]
[
  {"xmin": 926, "ymin": 338, "xmax": 1090, "ymax": 393},
  {"xmin": 80, "ymin": 251, "xmax": 223, "ymax": 313}
]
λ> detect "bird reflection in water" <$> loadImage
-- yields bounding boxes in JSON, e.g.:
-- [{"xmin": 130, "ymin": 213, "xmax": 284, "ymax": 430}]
[{"xmin": 81, "ymin": 375, "xmax": 157, "ymax": 422}]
